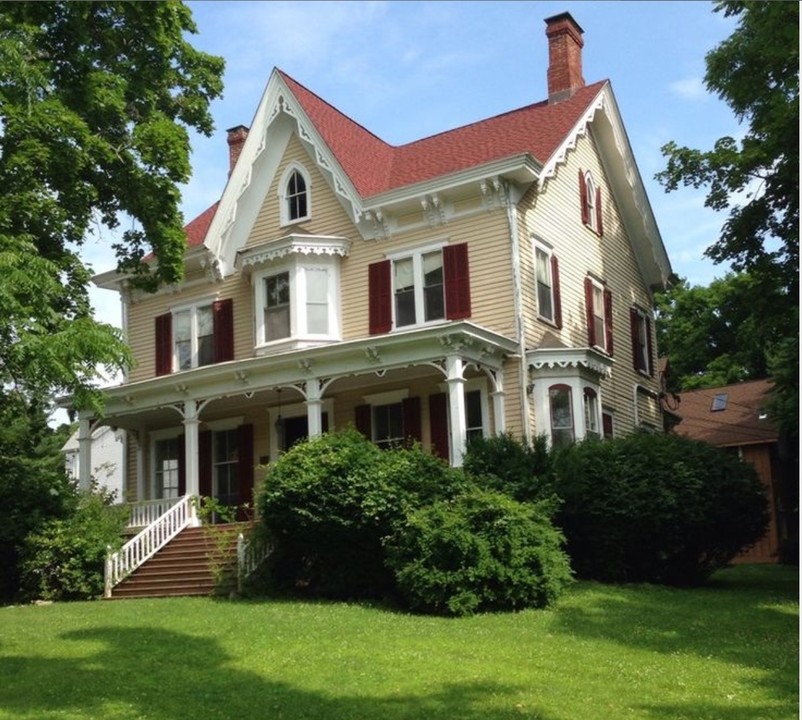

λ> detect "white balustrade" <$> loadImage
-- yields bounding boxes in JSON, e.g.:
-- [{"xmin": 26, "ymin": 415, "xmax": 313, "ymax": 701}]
[
  {"xmin": 105, "ymin": 494, "xmax": 197, "ymax": 598},
  {"xmin": 126, "ymin": 497, "xmax": 181, "ymax": 528},
  {"xmin": 236, "ymin": 532, "xmax": 273, "ymax": 593}
]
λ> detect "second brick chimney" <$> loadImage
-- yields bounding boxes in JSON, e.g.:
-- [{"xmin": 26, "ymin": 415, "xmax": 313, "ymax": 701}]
[
  {"xmin": 226, "ymin": 125, "xmax": 249, "ymax": 176},
  {"xmin": 545, "ymin": 12, "xmax": 585, "ymax": 103}
]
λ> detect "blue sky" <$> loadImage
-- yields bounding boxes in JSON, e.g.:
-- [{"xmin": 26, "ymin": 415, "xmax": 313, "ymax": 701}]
[{"xmin": 85, "ymin": 0, "xmax": 741, "ymax": 326}]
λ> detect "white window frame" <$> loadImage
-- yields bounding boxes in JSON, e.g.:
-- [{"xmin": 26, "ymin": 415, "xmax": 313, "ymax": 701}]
[
  {"xmin": 253, "ymin": 256, "xmax": 341, "ymax": 351},
  {"xmin": 386, "ymin": 240, "xmax": 447, "ymax": 330},
  {"xmin": 278, "ymin": 161, "xmax": 311, "ymax": 226},
  {"xmin": 585, "ymin": 171, "xmax": 598, "ymax": 233},
  {"xmin": 588, "ymin": 277, "xmax": 609, "ymax": 353},
  {"xmin": 583, "ymin": 387, "xmax": 601, "ymax": 440},
  {"xmin": 171, "ymin": 297, "xmax": 216, "ymax": 372},
  {"xmin": 533, "ymin": 238, "xmax": 557, "ymax": 325},
  {"xmin": 633, "ymin": 306, "xmax": 651, "ymax": 375}
]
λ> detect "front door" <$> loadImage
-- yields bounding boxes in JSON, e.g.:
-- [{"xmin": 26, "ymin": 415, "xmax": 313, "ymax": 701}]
[{"xmin": 213, "ymin": 428, "xmax": 239, "ymax": 518}]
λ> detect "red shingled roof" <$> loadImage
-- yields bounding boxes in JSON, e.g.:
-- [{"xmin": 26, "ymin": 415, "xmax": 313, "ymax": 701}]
[
  {"xmin": 279, "ymin": 70, "xmax": 608, "ymax": 198},
  {"xmin": 675, "ymin": 379, "xmax": 778, "ymax": 447},
  {"xmin": 182, "ymin": 71, "xmax": 608, "ymax": 243},
  {"xmin": 184, "ymin": 201, "xmax": 219, "ymax": 247}
]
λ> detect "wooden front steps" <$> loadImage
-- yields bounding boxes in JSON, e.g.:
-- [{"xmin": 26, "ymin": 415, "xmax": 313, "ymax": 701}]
[{"xmin": 110, "ymin": 523, "xmax": 247, "ymax": 600}]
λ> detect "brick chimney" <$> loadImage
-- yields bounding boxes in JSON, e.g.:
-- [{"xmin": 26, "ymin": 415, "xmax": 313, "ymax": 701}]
[
  {"xmin": 545, "ymin": 12, "xmax": 585, "ymax": 103},
  {"xmin": 226, "ymin": 125, "xmax": 249, "ymax": 176}
]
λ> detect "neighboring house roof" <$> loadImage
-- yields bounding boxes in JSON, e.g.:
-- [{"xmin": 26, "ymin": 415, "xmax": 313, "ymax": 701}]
[{"xmin": 675, "ymin": 379, "xmax": 778, "ymax": 447}]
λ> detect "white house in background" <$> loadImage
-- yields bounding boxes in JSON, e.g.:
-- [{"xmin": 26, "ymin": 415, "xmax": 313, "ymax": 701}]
[{"xmin": 62, "ymin": 425, "xmax": 126, "ymax": 501}]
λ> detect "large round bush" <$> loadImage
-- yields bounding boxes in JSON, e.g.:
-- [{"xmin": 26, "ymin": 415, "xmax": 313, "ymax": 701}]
[
  {"xmin": 552, "ymin": 432, "xmax": 769, "ymax": 586},
  {"xmin": 385, "ymin": 488, "xmax": 573, "ymax": 616},
  {"xmin": 257, "ymin": 429, "xmax": 469, "ymax": 599}
]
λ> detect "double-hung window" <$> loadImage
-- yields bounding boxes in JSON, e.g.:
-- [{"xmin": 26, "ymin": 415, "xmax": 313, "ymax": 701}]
[
  {"xmin": 392, "ymin": 247, "xmax": 445, "ymax": 328},
  {"xmin": 584, "ymin": 277, "xmax": 613, "ymax": 354},
  {"xmin": 154, "ymin": 437, "xmax": 181, "ymax": 499},
  {"xmin": 583, "ymin": 388, "xmax": 601, "ymax": 440},
  {"xmin": 264, "ymin": 271, "xmax": 291, "ymax": 341},
  {"xmin": 579, "ymin": 169, "xmax": 603, "ymax": 236},
  {"xmin": 630, "ymin": 306, "xmax": 653, "ymax": 375},
  {"xmin": 549, "ymin": 384, "xmax": 574, "ymax": 447},
  {"xmin": 373, "ymin": 403, "xmax": 405, "ymax": 450},
  {"xmin": 279, "ymin": 162, "xmax": 311, "ymax": 225},
  {"xmin": 155, "ymin": 299, "xmax": 233, "ymax": 376},
  {"xmin": 533, "ymin": 240, "xmax": 562, "ymax": 327},
  {"xmin": 368, "ymin": 242, "xmax": 470, "ymax": 334}
]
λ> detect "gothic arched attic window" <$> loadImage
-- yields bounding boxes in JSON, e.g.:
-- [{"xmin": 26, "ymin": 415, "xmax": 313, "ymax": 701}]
[
  {"xmin": 280, "ymin": 163, "xmax": 311, "ymax": 225},
  {"xmin": 578, "ymin": 169, "xmax": 603, "ymax": 237}
]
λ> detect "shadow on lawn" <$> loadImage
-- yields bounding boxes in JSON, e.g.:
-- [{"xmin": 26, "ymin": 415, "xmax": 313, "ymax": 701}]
[
  {"xmin": 0, "ymin": 625, "xmax": 556, "ymax": 720},
  {"xmin": 554, "ymin": 566, "xmax": 798, "ymax": 720}
]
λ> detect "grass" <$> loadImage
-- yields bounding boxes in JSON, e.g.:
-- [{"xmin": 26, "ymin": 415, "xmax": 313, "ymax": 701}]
[{"xmin": 0, "ymin": 564, "xmax": 797, "ymax": 720}]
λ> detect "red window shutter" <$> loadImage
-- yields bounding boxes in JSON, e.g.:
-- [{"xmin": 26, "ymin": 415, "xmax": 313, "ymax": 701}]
[
  {"xmin": 551, "ymin": 254, "xmax": 563, "ymax": 329},
  {"xmin": 602, "ymin": 412, "xmax": 614, "ymax": 439},
  {"xmin": 177, "ymin": 435, "xmax": 186, "ymax": 496},
  {"xmin": 443, "ymin": 243, "xmax": 471, "ymax": 320},
  {"xmin": 579, "ymin": 170, "xmax": 589, "ymax": 225},
  {"xmin": 630, "ymin": 307, "xmax": 643, "ymax": 372},
  {"xmin": 213, "ymin": 299, "xmax": 234, "ymax": 363},
  {"xmin": 604, "ymin": 289, "xmax": 614, "ymax": 355},
  {"xmin": 402, "ymin": 396, "xmax": 422, "ymax": 447},
  {"xmin": 595, "ymin": 187, "xmax": 603, "ymax": 236},
  {"xmin": 237, "ymin": 424, "xmax": 254, "ymax": 517},
  {"xmin": 198, "ymin": 431, "xmax": 212, "ymax": 498},
  {"xmin": 155, "ymin": 313, "xmax": 172, "ymax": 376},
  {"xmin": 584, "ymin": 277, "xmax": 596, "ymax": 346},
  {"xmin": 646, "ymin": 316, "xmax": 654, "ymax": 376},
  {"xmin": 428, "ymin": 393, "xmax": 449, "ymax": 461},
  {"xmin": 354, "ymin": 404, "xmax": 371, "ymax": 438},
  {"xmin": 368, "ymin": 260, "xmax": 392, "ymax": 334}
]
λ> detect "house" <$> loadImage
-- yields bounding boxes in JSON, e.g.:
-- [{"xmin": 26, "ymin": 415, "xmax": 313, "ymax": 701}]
[
  {"xmin": 62, "ymin": 424, "xmax": 125, "ymax": 501},
  {"xmin": 81, "ymin": 12, "xmax": 672, "ymax": 522},
  {"xmin": 675, "ymin": 379, "xmax": 789, "ymax": 563}
]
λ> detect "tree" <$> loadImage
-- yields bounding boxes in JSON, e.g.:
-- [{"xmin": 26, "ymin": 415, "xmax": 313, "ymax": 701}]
[
  {"xmin": 654, "ymin": 272, "xmax": 791, "ymax": 391},
  {"xmin": 656, "ymin": 0, "xmax": 798, "ymax": 437},
  {"xmin": 0, "ymin": 2, "xmax": 224, "ymax": 413}
]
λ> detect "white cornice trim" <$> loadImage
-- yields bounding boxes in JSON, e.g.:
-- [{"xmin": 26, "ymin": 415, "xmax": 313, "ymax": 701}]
[
  {"xmin": 528, "ymin": 346, "xmax": 613, "ymax": 378},
  {"xmin": 235, "ymin": 234, "xmax": 351, "ymax": 271}
]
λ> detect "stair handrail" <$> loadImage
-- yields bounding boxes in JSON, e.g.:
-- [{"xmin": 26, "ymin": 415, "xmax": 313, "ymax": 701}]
[
  {"xmin": 105, "ymin": 494, "xmax": 197, "ymax": 598},
  {"xmin": 236, "ymin": 530, "xmax": 273, "ymax": 594},
  {"xmin": 126, "ymin": 497, "xmax": 181, "ymax": 529}
]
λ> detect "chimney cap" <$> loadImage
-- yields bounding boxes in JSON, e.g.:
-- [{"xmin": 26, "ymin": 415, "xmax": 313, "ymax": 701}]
[{"xmin": 544, "ymin": 12, "xmax": 584, "ymax": 35}]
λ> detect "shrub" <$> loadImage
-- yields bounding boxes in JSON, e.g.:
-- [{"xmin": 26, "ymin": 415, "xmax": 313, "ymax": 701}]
[
  {"xmin": 20, "ymin": 490, "xmax": 128, "ymax": 601},
  {"xmin": 463, "ymin": 433, "xmax": 554, "ymax": 502},
  {"xmin": 257, "ymin": 429, "xmax": 469, "ymax": 599},
  {"xmin": 552, "ymin": 432, "xmax": 770, "ymax": 586},
  {"xmin": 385, "ymin": 488, "xmax": 573, "ymax": 616}
]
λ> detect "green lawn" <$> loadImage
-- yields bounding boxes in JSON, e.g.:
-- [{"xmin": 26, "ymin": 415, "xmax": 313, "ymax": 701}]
[{"xmin": 0, "ymin": 565, "xmax": 797, "ymax": 720}]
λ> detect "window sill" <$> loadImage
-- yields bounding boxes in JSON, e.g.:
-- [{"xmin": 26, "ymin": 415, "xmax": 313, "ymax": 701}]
[{"xmin": 255, "ymin": 336, "xmax": 340, "ymax": 355}]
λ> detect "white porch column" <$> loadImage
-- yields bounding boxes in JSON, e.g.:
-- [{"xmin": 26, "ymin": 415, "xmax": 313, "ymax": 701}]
[
  {"xmin": 182, "ymin": 400, "xmax": 200, "ymax": 525},
  {"xmin": 77, "ymin": 414, "xmax": 93, "ymax": 492},
  {"xmin": 445, "ymin": 355, "xmax": 467, "ymax": 467},
  {"xmin": 134, "ymin": 427, "xmax": 146, "ymax": 502},
  {"xmin": 306, "ymin": 379, "xmax": 324, "ymax": 438},
  {"xmin": 491, "ymin": 389, "xmax": 506, "ymax": 435}
]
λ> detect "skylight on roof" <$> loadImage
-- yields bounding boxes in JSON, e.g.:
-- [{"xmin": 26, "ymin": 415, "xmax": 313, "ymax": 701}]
[{"xmin": 710, "ymin": 393, "xmax": 728, "ymax": 411}]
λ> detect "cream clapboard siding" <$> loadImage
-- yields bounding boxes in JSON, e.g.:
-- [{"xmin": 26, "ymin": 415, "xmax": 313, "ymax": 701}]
[{"xmin": 519, "ymin": 130, "xmax": 662, "ymax": 435}]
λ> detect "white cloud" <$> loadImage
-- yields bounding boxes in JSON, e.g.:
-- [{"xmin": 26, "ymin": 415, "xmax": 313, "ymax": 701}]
[{"xmin": 668, "ymin": 76, "xmax": 708, "ymax": 101}]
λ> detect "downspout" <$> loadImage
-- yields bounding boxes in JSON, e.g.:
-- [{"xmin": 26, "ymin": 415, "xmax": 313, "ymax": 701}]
[{"xmin": 504, "ymin": 182, "xmax": 532, "ymax": 446}]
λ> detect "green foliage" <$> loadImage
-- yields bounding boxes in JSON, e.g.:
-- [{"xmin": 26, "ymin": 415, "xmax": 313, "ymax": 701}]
[
  {"xmin": 463, "ymin": 433, "xmax": 554, "ymax": 502},
  {"xmin": 257, "ymin": 430, "xmax": 469, "ymax": 599},
  {"xmin": 0, "ymin": 393, "xmax": 77, "ymax": 601},
  {"xmin": 552, "ymin": 433, "xmax": 770, "ymax": 586},
  {"xmin": 20, "ymin": 491, "xmax": 128, "ymax": 601},
  {"xmin": 386, "ymin": 488, "xmax": 572, "ymax": 616},
  {"xmin": 0, "ymin": 2, "xmax": 224, "ymax": 411},
  {"xmin": 657, "ymin": 1, "xmax": 798, "ymax": 299},
  {"xmin": 654, "ymin": 273, "xmax": 792, "ymax": 392}
]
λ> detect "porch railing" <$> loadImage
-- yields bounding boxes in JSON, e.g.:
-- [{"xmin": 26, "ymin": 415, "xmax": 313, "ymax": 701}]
[
  {"xmin": 105, "ymin": 494, "xmax": 196, "ymax": 598},
  {"xmin": 126, "ymin": 497, "xmax": 181, "ymax": 529},
  {"xmin": 236, "ymin": 531, "xmax": 273, "ymax": 594}
]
